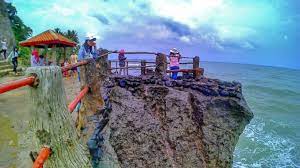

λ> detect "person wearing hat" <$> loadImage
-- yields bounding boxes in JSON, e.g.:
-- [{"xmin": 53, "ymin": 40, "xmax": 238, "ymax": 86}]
[
  {"xmin": 118, "ymin": 49, "xmax": 127, "ymax": 75},
  {"xmin": 78, "ymin": 36, "xmax": 97, "ymax": 61},
  {"xmin": 169, "ymin": 48, "xmax": 181, "ymax": 80}
]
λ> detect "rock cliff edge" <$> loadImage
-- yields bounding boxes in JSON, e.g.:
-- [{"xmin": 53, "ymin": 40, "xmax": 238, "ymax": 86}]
[{"xmin": 90, "ymin": 75, "xmax": 253, "ymax": 168}]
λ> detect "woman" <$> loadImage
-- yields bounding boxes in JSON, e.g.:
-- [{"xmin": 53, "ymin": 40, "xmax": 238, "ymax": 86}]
[
  {"xmin": 31, "ymin": 49, "xmax": 39, "ymax": 67},
  {"xmin": 118, "ymin": 49, "xmax": 127, "ymax": 75},
  {"xmin": 169, "ymin": 48, "xmax": 181, "ymax": 80},
  {"xmin": 12, "ymin": 47, "xmax": 19, "ymax": 74}
]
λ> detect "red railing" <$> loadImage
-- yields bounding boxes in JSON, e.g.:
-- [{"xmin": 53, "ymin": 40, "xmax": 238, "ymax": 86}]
[
  {"xmin": 0, "ymin": 76, "xmax": 36, "ymax": 94},
  {"xmin": 61, "ymin": 60, "xmax": 88, "ymax": 72},
  {"xmin": 32, "ymin": 146, "xmax": 51, "ymax": 168},
  {"xmin": 68, "ymin": 85, "xmax": 89, "ymax": 112},
  {"xmin": 0, "ymin": 60, "xmax": 89, "ymax": 95}
]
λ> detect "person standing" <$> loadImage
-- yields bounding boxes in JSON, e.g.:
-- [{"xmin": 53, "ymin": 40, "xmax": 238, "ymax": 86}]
[
  {"xmin": 31, "ymin": 49, "xmax": 40, "ymax": 67},
  {"xmin": 0, "ymin": 39, "xmax": 7, "ymax": 60},
  {"xmin": 78, "ymin": 36, "xmax": 97, "ymax": 61},
  {"xmin": 77, "ymin": 36, "xmax": 97, "ymax": 81},
  {"xmin": 168, "ymin": 48, "xmax": 181, "ymax": 80},
  {"xmin": 70, "ymin": 52, "xmax": 78, "ymax": 77},
  {"xmin": 12, "ymin": 47, "xmax": 19, "ymax": 74},
  {"xmin": 118, "ymin": 49, "xmax": 127, "ymax": 75}
]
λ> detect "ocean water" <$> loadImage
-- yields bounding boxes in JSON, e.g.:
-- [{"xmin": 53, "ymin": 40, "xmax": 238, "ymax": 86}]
[
  {"xmin": 201, "ymin": 62, "xmax": 300, "ymax": 168},
  {"xmin": 0, "ymin": 62, "xmax": 299, "ymax": 167}
]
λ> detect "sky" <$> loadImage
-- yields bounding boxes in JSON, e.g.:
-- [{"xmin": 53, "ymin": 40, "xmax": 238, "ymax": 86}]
[{"xmin": 7, "ymin": 0, "xmax": 300, "ymax": 69}]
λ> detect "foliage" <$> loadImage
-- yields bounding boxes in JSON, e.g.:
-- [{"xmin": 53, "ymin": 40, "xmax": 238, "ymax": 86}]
[
  {"xmin": 54, "ymin": 28, "xmax": 79, "ymax": 43},
  {"xmin": 54, "ymin": 28, "xmax": 80, "ymax": 63},
  {"xmin": 5, "ymin": 2, "xmax": 32, "ymax": 42},
  {"xmin": 18, "ymin": 47, "xmax": 31, "ymax": 66}
]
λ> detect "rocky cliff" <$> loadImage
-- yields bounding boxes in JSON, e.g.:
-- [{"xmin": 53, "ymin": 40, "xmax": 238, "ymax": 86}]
[
  {"xmin": 89, "ymin": 75, "xmax": 253, "ymax": 168},
  {"xmin": 0, "ymin": 0, "xmax": 15, "ymax": 53}
]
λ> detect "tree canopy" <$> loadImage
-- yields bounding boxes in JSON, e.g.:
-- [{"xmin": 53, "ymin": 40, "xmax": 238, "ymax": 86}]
[{"xmin": 5, "ymin": 2, "xmax": 32, "ymax": 42}]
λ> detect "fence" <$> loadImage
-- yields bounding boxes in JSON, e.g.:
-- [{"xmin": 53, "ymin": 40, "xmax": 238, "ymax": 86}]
[{"xmin": 0, "ymin": 51, "xmax": 203, "ymax": 167}]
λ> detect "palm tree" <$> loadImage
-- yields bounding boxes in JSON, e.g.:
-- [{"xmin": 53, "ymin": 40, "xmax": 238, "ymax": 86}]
[
  {"xmin": 54, "ymin": 28, "xmax": 63, "ymax": 35},
  {"xmin": 65, "ymin": 30, "xmax": 79, "ymax": 43}
]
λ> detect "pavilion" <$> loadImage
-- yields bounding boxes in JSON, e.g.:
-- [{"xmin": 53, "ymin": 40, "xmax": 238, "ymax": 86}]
[{"xmin": 19, "ymin": 29, "xmax": 77, "ymax": 64}]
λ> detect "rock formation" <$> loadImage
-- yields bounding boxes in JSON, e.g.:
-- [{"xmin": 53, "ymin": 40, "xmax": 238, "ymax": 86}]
[
  {"xmin": 91, "ymin": 75, "xmax": 253, "ymax": 168},
  {"xmin": 0, "ymin": 0, "xmax": 15, "ymax": 53}
]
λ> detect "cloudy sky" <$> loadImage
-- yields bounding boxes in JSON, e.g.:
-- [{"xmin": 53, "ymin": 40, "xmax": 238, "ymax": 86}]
[{"xmin": 8, "ymin": 0, "xmax": 300, "ymax": 69}]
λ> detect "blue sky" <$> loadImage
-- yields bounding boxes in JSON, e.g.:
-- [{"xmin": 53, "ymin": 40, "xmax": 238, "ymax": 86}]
[{"xmin": 7, "ymin": 0, "xmax": 300, "ymax": 69}]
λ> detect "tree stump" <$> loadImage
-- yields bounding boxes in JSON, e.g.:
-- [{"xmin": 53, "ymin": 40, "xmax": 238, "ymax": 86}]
[{"xmin": 26, "ymin": 66, "xmax": 91, "ymax": 168}]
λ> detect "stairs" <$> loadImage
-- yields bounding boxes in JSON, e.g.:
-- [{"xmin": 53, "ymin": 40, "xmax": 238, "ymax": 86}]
[{"xmin": 0, "ymin": 60, "xmax": 23, "ymax": 77}]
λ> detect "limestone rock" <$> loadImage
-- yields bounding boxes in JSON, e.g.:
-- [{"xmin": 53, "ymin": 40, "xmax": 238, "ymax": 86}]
[{"xmin": 96, "ymin": 76, "xmax": 253, "ymax": 168}]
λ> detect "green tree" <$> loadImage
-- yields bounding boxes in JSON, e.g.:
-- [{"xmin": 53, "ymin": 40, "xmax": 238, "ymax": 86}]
[{"xmin": 5, "ymin": 2, "xmax": 32, "ymax": 42}]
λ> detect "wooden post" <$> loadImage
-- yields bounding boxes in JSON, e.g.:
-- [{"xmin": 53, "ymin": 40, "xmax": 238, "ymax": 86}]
[
  {"xmin": 108, "ymin": 60, "xmax": 112, "ymax": 74},
  {"xmin": 155, "ymin": 53, "xmax": 167, "ymax": 77},
  {"xmin": 193, "ymin": 56, "xmax": 200, "ymax": 69},
  {"xmin": 78, "ymin": 56, "xmax": 108, "ymax": 141},
  {"xmin": 126, "ymin": 61, "xmax": 129, "ymax": 75},
  {"xmin": 26, "ymin": 66, "xmax": 91, "ymax": 167},
  {"xmin": 193, "ymin": 56, "xmax": 201, "ymax": 79},
  {"xmin": 141, "ymin": 60, "xmax": 146, "ymax": 75},
  {"xmin": 63, "ymin": 46, "xmax": 67, "ymax": 61}
]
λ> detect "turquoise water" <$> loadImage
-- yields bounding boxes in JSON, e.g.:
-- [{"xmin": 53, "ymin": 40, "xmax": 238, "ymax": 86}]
[
  {"xmin": 201, "ymin": 62, "xmax": 300, "ymax": 168},
  {"xmin": 0, "ymin": 62, "xmax": 299, "ymax": 167}
]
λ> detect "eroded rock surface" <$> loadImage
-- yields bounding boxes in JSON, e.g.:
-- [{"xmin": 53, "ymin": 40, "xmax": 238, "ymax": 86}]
[{"xmin": 96, "ymin": 75, "xmax": 253, "ymax": 168}]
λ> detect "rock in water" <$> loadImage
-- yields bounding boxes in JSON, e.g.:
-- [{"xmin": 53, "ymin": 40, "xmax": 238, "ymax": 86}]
[{"xmin": 97, "ymin": 76, "xmax": 253, "ymax": 168}]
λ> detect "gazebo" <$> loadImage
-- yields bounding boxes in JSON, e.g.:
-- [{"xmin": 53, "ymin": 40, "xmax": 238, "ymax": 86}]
[{"xmin": 19, "ymin": 29, "xmax": 77, "ymax": 64}]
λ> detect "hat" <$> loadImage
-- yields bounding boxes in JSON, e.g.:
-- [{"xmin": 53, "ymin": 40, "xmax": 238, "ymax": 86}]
[
  {"xmin": 170, "ymin": 48, "xmax": 179, "ymax": 54},
  {"xmin": 119, "ymin": 49, "xmax": 125, "ymax": 54},
  {"xmin": 85, "ymin": 35, "xmax": 96, "ymax": 41}
]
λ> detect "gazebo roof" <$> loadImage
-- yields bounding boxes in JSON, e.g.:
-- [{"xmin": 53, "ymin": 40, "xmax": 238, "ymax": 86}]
[{"xmin": 19, "ymin": 30, "xmax": 77, "ymax": 48}]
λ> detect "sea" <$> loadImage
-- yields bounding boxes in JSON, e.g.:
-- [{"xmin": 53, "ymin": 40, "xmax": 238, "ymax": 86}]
[{"xmin": 0, "ymin": 61, "xmax": 299, "ymax": 168}]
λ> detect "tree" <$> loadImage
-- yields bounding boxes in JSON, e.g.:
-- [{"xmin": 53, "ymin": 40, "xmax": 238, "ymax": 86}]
[{"xmin": 5, "ymin": 2, "xmax": 32, "ymax": 42}]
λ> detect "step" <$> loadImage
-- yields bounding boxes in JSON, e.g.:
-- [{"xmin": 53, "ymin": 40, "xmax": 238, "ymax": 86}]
[
  {"xmin": 0, "ymin": 67, "xmax": 23, "ymax": 77},
  {"xmin": 0, "ymin": 60, "xmax": 9, "ymax": 66},
  {"xmin": 0, "ymin": 64, "xmax": 13, "ymax": 70}
]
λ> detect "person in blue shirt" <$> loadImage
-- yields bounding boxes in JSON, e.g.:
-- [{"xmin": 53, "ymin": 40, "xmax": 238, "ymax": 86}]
[
  {"xmin": 78, "ymin": 36, "xmax": 97, "ymax": 61},
  {"xmin": 77, "ymin": 36, "xmax": 98, "ymax": 81}
]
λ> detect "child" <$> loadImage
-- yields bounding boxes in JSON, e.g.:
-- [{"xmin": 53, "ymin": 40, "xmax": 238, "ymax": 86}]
[
  {"xmin": 169, "ymin": 48, "xmax": 181, "ymax": 80},
  {"xmin": 118, "ymin": 49, "xmax": 127, "ymax": 75}
]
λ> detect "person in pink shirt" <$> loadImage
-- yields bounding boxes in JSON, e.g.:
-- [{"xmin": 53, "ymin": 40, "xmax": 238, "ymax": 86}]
[{"xmin": 168, "ymin": 48, "xmax": 181, "ymax": 79}]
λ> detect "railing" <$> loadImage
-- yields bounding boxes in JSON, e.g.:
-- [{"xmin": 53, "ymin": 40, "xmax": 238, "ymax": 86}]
[{"xmin": 0, "ymin": 50, "xmax": 203, "ymax": 167}]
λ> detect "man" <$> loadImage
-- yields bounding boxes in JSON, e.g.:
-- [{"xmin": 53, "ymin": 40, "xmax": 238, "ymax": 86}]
[
  {"xmin": 78, "ymin": 36, "xmax": 97, "ymax": 61},
  {"xmin": 77, "ymin": 35, "xmax": 97, "ymax": 81},
  {"xmin": 0, "ymin": 38, "xmax": 7, "ymax": 60}
]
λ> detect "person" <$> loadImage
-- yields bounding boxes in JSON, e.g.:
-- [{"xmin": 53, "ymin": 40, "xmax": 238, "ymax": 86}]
[
  {"xmin": 31, "ymin": 49, "xmax": 39, "ymax": 67},
  {"xmin": 39, "ymin": 54, "xmax": 45, "ymax": 66},
  {"xmin": 12, "ymin": 47, "xmax": 19, "ymax": 74},
  {"xmin": 78, "ymin": 36, "xmax": 97, "ymax": 61},
  {"xmin": 118, "ymin": 49, "xmax": 127, "ymax": 75},
  {"xmin": 168, "ymin": 48, "xmax": 181, "ymax": 80},
  {"xmin": 0, "ymin": 38, "xmax": 7, "ymax": 60},
  {"xmin": 63, "ymin": 59, "xmax": 70, "ymax": 77},
  {"xmin": 77, "ymin": 35, "xmax": 97, "ymax": 81},
  {"xmin": 70, "ymin": 52, "xmax": 78, "ymax": 77}
]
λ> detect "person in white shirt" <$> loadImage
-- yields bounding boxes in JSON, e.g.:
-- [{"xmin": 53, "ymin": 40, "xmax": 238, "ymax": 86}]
[{"xmin": 0, "ymin": 38, "xmax": 8, "ymax": 59}]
